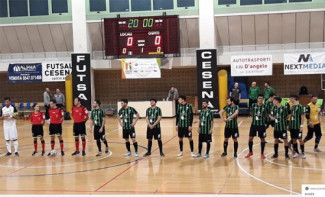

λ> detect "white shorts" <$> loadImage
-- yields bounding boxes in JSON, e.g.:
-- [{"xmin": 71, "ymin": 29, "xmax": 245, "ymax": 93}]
[{"xmin": 3, "ymin": 125, "xmax": 18, "ymax": 141}]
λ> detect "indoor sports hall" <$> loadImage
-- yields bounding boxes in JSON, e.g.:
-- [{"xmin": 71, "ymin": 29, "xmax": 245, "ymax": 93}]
[{"xmin": 0, "ymin": 0, "xmax": 325, "ymax": 196}]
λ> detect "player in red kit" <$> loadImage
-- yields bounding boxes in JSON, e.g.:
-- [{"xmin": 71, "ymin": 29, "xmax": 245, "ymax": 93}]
[
  {"xmin": 47, "ymin": 100, "xmax": 65, "ymax": 156},
  {"xmin": 30, "ymin": 103, "xmax": 46, "ymax": 156},
  {"xmin": 71, "ymin": 98, "xmax": 89, "ymax": 156}
]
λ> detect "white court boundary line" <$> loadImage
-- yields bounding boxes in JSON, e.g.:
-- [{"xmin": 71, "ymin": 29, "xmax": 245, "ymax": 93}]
[{"xmin": 236, "ymin": 143, "xmax": 301, "ymax": 195}]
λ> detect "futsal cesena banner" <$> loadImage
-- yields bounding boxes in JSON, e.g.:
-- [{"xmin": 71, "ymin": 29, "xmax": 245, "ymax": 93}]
[
  {"xmin": 231, "ymin": 55, "xmax": 273, "ymax": 76},
  {"xmin": 284, "ymin": 52, "xmax": 325, "ymax": 75},
  {"xmin": 121, "ymin": 58, "xmax": 161, "ymax": 79}
]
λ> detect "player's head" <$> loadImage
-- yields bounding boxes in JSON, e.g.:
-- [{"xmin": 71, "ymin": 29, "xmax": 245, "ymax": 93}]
[
  {"xmin": 74, "ymin": 97, "xmax": 81, "ymax": 106},
  {"xmin": 93, "ymin": 99, "xmax": 101, "ymax": 108},
  {"xmin": 234, "ymin": 82, "xmax": 239, "ymax": 88},
  {"xmin": 56, "ymin": 88, "xmax": 60, "ymax": 93},
  {"xmin": 178, "ymin": 95, "xmax": 186, "ymax": 104},
  {"xmin": 150, "ymin": 98, "xmax": 157, "ymax": 107},
  {"xmin": 265, "ymin": 82, "xmax": 270, "ymax": 88},
  {"xmin": 202, "ymin": 99, "xmax": 209, "ymax": 109},
  {"xmin": 311, "ymin": 95, "xmax": 318, "ymax": 104},
  {"xmin": 257, "ymin": 94, "xmax": 264, "ymax": 104},
  {"xmin": 227, "ymin": 97, "xmax": 234, "ymax": 106},
  {"xmin": 50, "ymin": 99, "xmax": 57, "ymax": 108},
  {"xmin": 4, "ymin": 97, "xmax": 11, "ymax": 107},
  {"xmin": 269, "ymin": 93, "xmax": 275, "ymax": 101},
  {"xmin": 251, "ymin": 82, "xmax": 256, "ymax": 87},
  {"xmin": 45, "ymin": 87, "xmax": 50, "ymax": 92},
  {"xmin": 273, "ymin": 96, "xmax": 282, "ymax": 105},
  {"xmin": 33, "ymin": 103, "xmax": 40, "ymax": 112},
  {"xmin": 290, "ymin": 95, "xmax": 299, "ymax": 103},
  {"xmin": 121, "ymin": 99, "xmax": 128, "ymax": 108}
]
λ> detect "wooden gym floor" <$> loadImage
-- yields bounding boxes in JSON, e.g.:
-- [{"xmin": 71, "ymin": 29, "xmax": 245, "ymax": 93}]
[{"xmin": 0, "ymin": 116, "xmax": 324, "ymax": 195}]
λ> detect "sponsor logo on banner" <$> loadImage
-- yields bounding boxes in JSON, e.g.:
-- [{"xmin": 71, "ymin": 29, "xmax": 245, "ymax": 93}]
[
  {"xmin": 42, "ymin": 62, "xmax": 72, "ymax": 82},
  {"xmin": 231, "ymin": 55, "xmax": 272, "ymax": 76},
  {"xmin": 72, "ymin": 54, "xmax": 92, "ymax": 110},
  {"xmin": 284, "ymin": 52, "xmax": 325, "ymax": 75},
  {"xmin": 196, "ymin": 49, "xmax": 218, "ymax": 112},
  {"xmin": 121, "ymin": 58, "xmax": 161, "ymax": 79},
  {"xmin": 8, "ymin": 63, "xmax": 42, "ymax": 83}
]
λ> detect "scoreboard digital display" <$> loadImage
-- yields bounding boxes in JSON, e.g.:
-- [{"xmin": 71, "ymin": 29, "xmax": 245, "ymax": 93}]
[{"xmin": 104, "ymin": 15, "xmax": 180, "ymax": 58}]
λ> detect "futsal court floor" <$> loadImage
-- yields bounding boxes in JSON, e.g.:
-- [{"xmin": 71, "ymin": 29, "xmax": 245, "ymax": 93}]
[{"xmin": 0, "ymin": 116, "xmax": 324, "ymax": 195}]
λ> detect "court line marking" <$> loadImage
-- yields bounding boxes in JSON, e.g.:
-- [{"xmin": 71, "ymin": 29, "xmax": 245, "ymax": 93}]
[
  {"xmin": 238, "ymin": 120, "xmax": 244, "ymax": 127},
  {"xmin": 94, "ymin": 134, "xmax": 178, "ymax": 192},
  {"xmin": 236, "ymin": 143, "xmax": 300, "ymax": 195}
]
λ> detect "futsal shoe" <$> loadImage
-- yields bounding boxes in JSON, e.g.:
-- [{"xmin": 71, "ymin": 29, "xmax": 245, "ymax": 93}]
[
  {"xmin": 105, "ymin": 147, "xmax": 109, "ymax": 153},
  {"xmin": 82, "ymin": 151, "xmax": 86, "ymax": 156},
  {"xmin": 143, "ymin": 152, "xmax": 151, "ymax": 157},
  {"xmin": 221, "ymin": 152, "xmax": 227, "ymax": 157},
  {"xmin": 96, "ymin": 152, "xmax": 102, "ymax": 157},
  {"xmin": 15, "ymin": 152, "xmax": 19, "ymax": 157},
  {"xmin": 5, "ymin": 152, "xmax": 12, "ymax": 156},
  {"xmin": 271, "ymin": 154, "xmax": 278, "ymax": 159},
  {"xmin": 61, "ymin": 151, "xmax": 65, "ymax": 156},
  {"xmin": 314, "ymin": 148, "xmax": 322, "ymax": 152},
  {"xmin": 177, "ymin": 152, "xmax": 183, "ymax": 157},
  {"xmin": 261, "ymin": 154, "xmax": 266, "ymax": 159},
  {"xmin": 71, "ymin": 151, "xmax": 80, "ymax": 156},
  {"xmin": 32, "ymin": 151, "xmax": 37, "ymax": 156},
  {"xmin": 234, "ymin": 152, "xmax": 237, "ymax": 158},
  {"xmin": 191, "ymin": 152, "xmax": 196, "ymax": 157},
  {"xmin": 160, "ymin": 152, "xmax": 165, "ymax": 157},
  {"xmin": 193, "ymin": 153, "xmax": 201, "ymax": 158},
  {"xmin": 134, "ymin": 152, "xmax": 139, "ymax": 157},
  {"xmin": 41, "ymin": 151, "xmax": 45, "ymax": 156},
  {"xmin": 301, "ymin": 153, "xmax": 306, "ymax": 159},
  {"xmin": 245, "ymin": 152, "xmax": 253, "ymax": 158},
  {"xmin": 203, "ymin": 154, "xmax": 209, "ymax": 158},
  {"xmin": 124, "ymin": 151, "xmax": 131, "ymax": 156},
  {"xmin": 285, "ymin": 154, "xmax": 290, "ymax": 160},
  {"xmin": 292, "ymin": 152, "xmax": 299, "ymax": 158}
]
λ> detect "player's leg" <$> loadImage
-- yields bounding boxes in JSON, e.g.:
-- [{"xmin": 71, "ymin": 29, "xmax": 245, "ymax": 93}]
[
  {"xmin": 32, "ymin": 137, "xmax": 38, "ymax": 156},
  {"xmin": 314, "ymin": 124, "xmax": 322, "ymax": 152},
  {"xmin": 260, "ymin": 137, "xmax": 266, "ymax": 159},
  {"xmin": 194, "ymin": 134, "xmax": 203, "ymax": 157},
  {"xmin": 177, "ymin": 128, "xmax": 184, "ymax": 157},
  {"xmin": 221, "ymin": 138, "xmax": 229, "ymax": 157},
  {"xmin": 72, "ymin": 136, "xmax": 80, "ymax": 156},
  {"xmin": 48, "ymin": 135, "xmax": 55, "ymax": 156},
  {"xmin": 58, "ymin": 135, "xmax": 64, "ymax": 156},
  {"xmin": 123, "ymin": 129, "xmax": 131, "ymax": 156},
  {"xmin": 155, "ymin": 128, "xmax": 164, "ymax": 156},
  {"xmin": 130, "ymin": 128, "xmax": 138, "ymax": 157},
  {"xmin": 81, "ymin": 136, "xmax": 86, "ymax": 156},
  {"xmin": 283, "ymin": 135, "xmax": 290, "ymax": 159},
  {"xmin": 40, "ymin": 136, "xmax": 45, "ymax": 156},
  {"xmin": 144, "ymin": 128, "xmax": 153, "ymax": 156},
  {"xmin": 188, "ymin": 135, "xmax": 195, "ymax": 157},
  {"xmin": 272, "ymin": 134, "xmax": 279, "ymax": 158}
]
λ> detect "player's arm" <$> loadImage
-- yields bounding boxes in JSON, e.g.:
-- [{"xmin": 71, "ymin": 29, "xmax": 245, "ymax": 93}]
[
  {"xmin": 89, "ymin": 115, "xmax": 94, "ymax": 133},
  {"xmin": 100, "ymin": 112, "xmax": 106, "ymax": 132},
  {"xmin": 239, "ymin": 89, "xmax": 242, "ymax": 100},
  {"xmin": 210, "ymin": 112, "xmax": 214, "ymax": 134},
  {"xmin": 189, "ymin": 105, "xmax": 193, "ymax": 127},
  {"xmin": 219, "ymin": 109, "xmax": 225, "ymax": 119},
  {"xmin": 153, "ymin": 108, "xmax": 162, "ymax": 128},
  {"xmin": 132, "ymin": 108, "xmax": 140, "ymax": 127},
  {"xmin": 12, "ymin": 106, "xmax": 18, "ymax": 119},
  {"xmin": 61, "ymin": 110, "xmax": 64, "ymax": 123},
  {"xmin": 228, "ymin": 109, "xmax": 239, "ymax": 120},
  {"xmin": 305, "ymin": 105, "xmax": 312, "ymax": 127},
  {"xmin": 42, "ymin": 113, "xmax": 46, "ymax": 126},
  {"xmin": 118, "ymin": 110, "xmax": 123, "ymax": 127},
  {"xmin": 84, "ymin": 107, "xmax": 89, "ymax": 122},
  {"xmin": 300, "ymin": 108, "xmax": 304, "ymax": 131},
  {"xmin": 70, "ymin": 108, "xmax": 74, "ymax": 121}
]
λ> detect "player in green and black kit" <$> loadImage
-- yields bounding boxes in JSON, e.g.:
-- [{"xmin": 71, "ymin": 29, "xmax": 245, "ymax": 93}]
[
  {"xmin": 265, "ymin": 93, "xmax": 275, "ymax": 129},
  {"xmin": 245, "ymin": 94, "xmax": 267, "ymax": 159},
  {"xmin": 194, "ymin": 100, "xmax": 214, "ymax": 158},
  {"xmin": 289, "ymin": 95, "xmax": 305, "ymax": 159},
  {"xmin": 176, "ymin": 95, "xmax": 194, "ymax": 157},
  {"xmin": 118, "ymin": 99, "xmax": 140, "ymax": 157},
  {"xmin": 269, "ymin": 97, "xmax": 290, "ymax": 159},
  {"xmin": 219, "ymin": 97, "xmax": 239, "ymax": 158},
  {"xmin": 144, "ymin": 98, "xmax": 164, "ymax": 157},
  {"xmin": 89, "ymin": 100, "xmax": 110, "ymax": 156}
]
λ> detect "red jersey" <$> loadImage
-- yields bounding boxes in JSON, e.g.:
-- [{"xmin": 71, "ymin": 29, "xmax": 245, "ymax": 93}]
[
  {"xmin": 49, "ymin": 108, "xmax": 64, "ymax": 124},
  {"xmin": 30, "ymin": 112, "xmax": 45, "ymax": 125},
  {"xmin": 71, "ymin": 106, "xmax": 88, "ymax": 123}
]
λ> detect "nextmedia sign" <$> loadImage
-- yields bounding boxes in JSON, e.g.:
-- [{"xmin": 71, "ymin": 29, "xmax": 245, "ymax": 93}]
[{"xmin": 284, "ymin": 53, "xmax": 325, "ymax": 75}]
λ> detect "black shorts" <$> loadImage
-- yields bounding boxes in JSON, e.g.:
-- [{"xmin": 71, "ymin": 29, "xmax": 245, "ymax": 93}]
[
  {"xmin": 249, "ymin": 125, "xmax": 266, "ymax": 138},
  {"xmin": 225, "ymin": 128, "xmax": 239, "ymax": 139},
  {"xmin": 199, "ymin": 134, "xmax": 212, "ymax": 143},
  {"xmin": 49, "ymin": 123, "xmax": 62, "ymax": 136},
  {"xmin": 290, "ymin": 129, "xmax": 303, "ymax": 139},
  {"xmin": 307, "ymin": 123, "xmax": 322, "ymax": 139},
  {"xmin": 147, "ymin": 127, "xmax": 161, "ymax": 140},
  {"xmin": 265, "ymin": 120, "xmax": 275, "ymax": 129},
  {"xmin": 274, "ymin": 130, "xmax": 288, "ymax": 139},
  {"xmin": 94, "ymin": 125, "xmax": 106, "ymax": 140},
  {"xmin": 73, "ymin": 122, "xmax": 86, "ymax": 136},
  {"xmin": 178, "ymin": 127, "xmax": 192, "ymax": 138},
  {"xmin": 123, "ymin": 128, "xmax": 136, "ymax": 139},
  {"xmin": 32, "ymin": 125, "xmax": 44, "ymax": 138}
]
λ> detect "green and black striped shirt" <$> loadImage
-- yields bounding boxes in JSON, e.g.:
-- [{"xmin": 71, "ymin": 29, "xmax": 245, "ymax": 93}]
[
  {"xmin": 264, "ymin": 100, "xmax": 273, "ymax": 122},
  {"xmin": 271, "ymin": 105, "xmax": 288, "ymax": 131},
  {"xmin": 90, "ymin": 108, "xmax": 105, "ymax": 127},
  {"xmin": 250, "ymin": 103, "xmax": 267, "ymax": 126},
  {"xmin": 289, "ymin": 104, "xmax": 304, "ymax": 130},
  {"xmin": 176, "ymin": 103, "xmax": 193, "ymax": 128},
  {"xmin": 118, "ymin": 107, "xmax": 138, "ymax": 130},
  {"xmin": 223, "ymin": 105, "xmax": 239, "ymax": 129},
  {"xmin": 146, "ymin": 106, "xmax": 162, "ymax": 129},
  {"xmin": 199, "ymin": 109, "xmax": 214, "ymax": 134}
]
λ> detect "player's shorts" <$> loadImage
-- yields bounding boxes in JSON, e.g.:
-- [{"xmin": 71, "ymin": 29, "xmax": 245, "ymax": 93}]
[
  {"xmin": 307, "ymin": 123, "xmax": 322, "ymax": 139},
  {"xmin": 225, "ymin": 128, "xmax": 239, "ymax": 139},
  {"xmin": 274, "ymin": 130, "xmax": 288, "ymax": 139},
  {"xmin": 123, "ymin": 127, "xmax": 136, "ymax": 139},
  {"xmin": 249, "ymin": 125, "xmax": 266, "ymax": 138},
  {"xmin": 49, "ymin": 123, "xmax": 62, "ymax": 136},
  {"xmin": 290, "ymin": 129, "xmax": 303, "ymax": 139},
  {"xmin": 94, "ymin": 125, "xmax": 106, "ymax": 140},
  {"xmin": 178, "ymin": 127, "xmax": 192, "ymax": 138},
  {"xmin": 32, "ymin": 125, "xmax": 44, "ymax": 138},
  {"xmin": 73, "ymin": 122, "xmax": 86, "ymax": 137},
  {"xmin": 147, "ymin": 127, "xmax": 161, "ymax": 140},
  {"xmin": 199, "ymin": 134, "xmax": 212, "ymax": 143},
  {"xmin": 265, "ymin": 120, "xmax": 275, "ymax": 129},
  {"xmin": 4, "ymin": 125, "xmax": 18, "ymax": 141}
]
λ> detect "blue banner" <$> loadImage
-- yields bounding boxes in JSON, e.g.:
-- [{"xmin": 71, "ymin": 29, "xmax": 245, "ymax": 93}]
[{"xmin": 8, "ymin": 63, "xmax": 42, "ymax": 83}]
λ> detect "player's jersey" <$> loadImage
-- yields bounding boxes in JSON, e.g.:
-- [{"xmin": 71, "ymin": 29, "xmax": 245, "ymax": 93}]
[
  {"xmin": 90, "ymin": 108, "xmax": 105, "ymax": 127},
  {"xmin": 250, "ymin": 103, "xmax": 267, "ymax": 126},
  {"xmin": 2, "ymin": 105, "xmax": 18, "ymax": 127},
  {"xmin": 264, "ymin": 100, "xmax": 273, "ymax": 122},
  {"xmin": 289, "ymin": 104, "xmax": 304, "ymax": 130},
  {"xmin": 30, "ymin": 112, "xmax": 45, "ymax": 125},
  {"xmin": 223, "ymin": 105, "xmax": 239, "ymax": 129},
  {"xmin": 49, "ymin": 108, "xmax": 64, "ymax": 124},
  {"xmin": 146, "ymin": 106, "xmax": 162, "ymax": 128},
  {"xmin": 305, "ymin": 102, "xmax": 320, "ymax": 125},
  {"xmin": 199, "ymin": 109, "xmax": 213, "ymax": 134},
  {"xmin": 271, "ymin": 105, "xmax": 288, "ymax": 131},
  {"xmin": 119, "ymin": 107, "xmax": 138, "ymax": 130},
  {"xmin": 71, "ymin": 106, "xmax": 88, "ymax": 123},
  {"xmin": 176, "ymin": 103, "xmax": 193, "ymax": 128}
]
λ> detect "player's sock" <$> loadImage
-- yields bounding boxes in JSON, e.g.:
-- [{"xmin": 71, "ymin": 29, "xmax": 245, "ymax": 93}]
[
  {"xmin": 126, "ymin": 142, "xmax": 131, "ymax": 152},
  {"xmin": 96, "ymin": 139, "xmax": 102, "ymax": 152},
  {"xmin": 103, "ymin": 139, "xmax": 108, "ymax": 148},
  {"xmin": 293, "ymin": 143, "xmax": 298, "ymax": 153},
  {"xmin": 60, "ymin": 140, "xmax": 64, "ymax": 151},
  {"xmin": 189, "ymin": 140, "xmax": 194, "ymax": 152},
  {"xmin": 158, "ymin": 140, "xmax": 163, "ymax": 153},
  {"xmin": 51, "ymin": 140, "xmax": 55, "ymax": 150},
  {"xmin": 314, "ymin": 136, "xmax": 321, "ymax": 149},
  {"xmin": 147, "ymin": 141, "xmax": 152, "ymax": 153},
  {"xmin": 34, "ymin": 140, "xmax": 37, "ymax": 152},
  {"xmin": 274, "ymin": 143, "xmax": 279, "ymax": 155},
  {"xmin": 75, "ymin": 139, "xmax": 79, "ymax": 152},
  {"xmin": 223, "ymin": 141, "xmax": 228, "ymax": 153},
  {"xmin": 6, "ymin": 141, "xmax": 11, "ymax": 153},
  {"xmin": 249, "ymin": 141, "xmax": 253, "ymax": 152},
  {"xmin": 179, "ymin": 141, "xmax": 183, "ymax": 152},
  {"xmin": 234, "ymin": 141, "xmax": 238, "ymax": 154},
  {"xmin": 41, "ymin": 140, "xmax": 45, "ymax": 151},
  {"xmin": 261, "ymin": 142, "xmax": 266, "ymax": 154},
  {"xmin": 206, "ymin": 142, "xmax": 211, "ymax": 154},
  {"xmin": 285, "ymin": 145, "xmax": 289, "ymax": 155},
  {"xmin": 133, "ymin": 142, "xmax": 138, "ymax": 152},
  {"xmin": 14, "ymin": 140, "xmax": 18, "ymax": 153},
  {"xmin": 198, "ymin": 142, "xmax": 202, "ymax": 154},
  {"xmin": 82, "ymin": 139, "xmax": 86, "ymax": 151}
]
